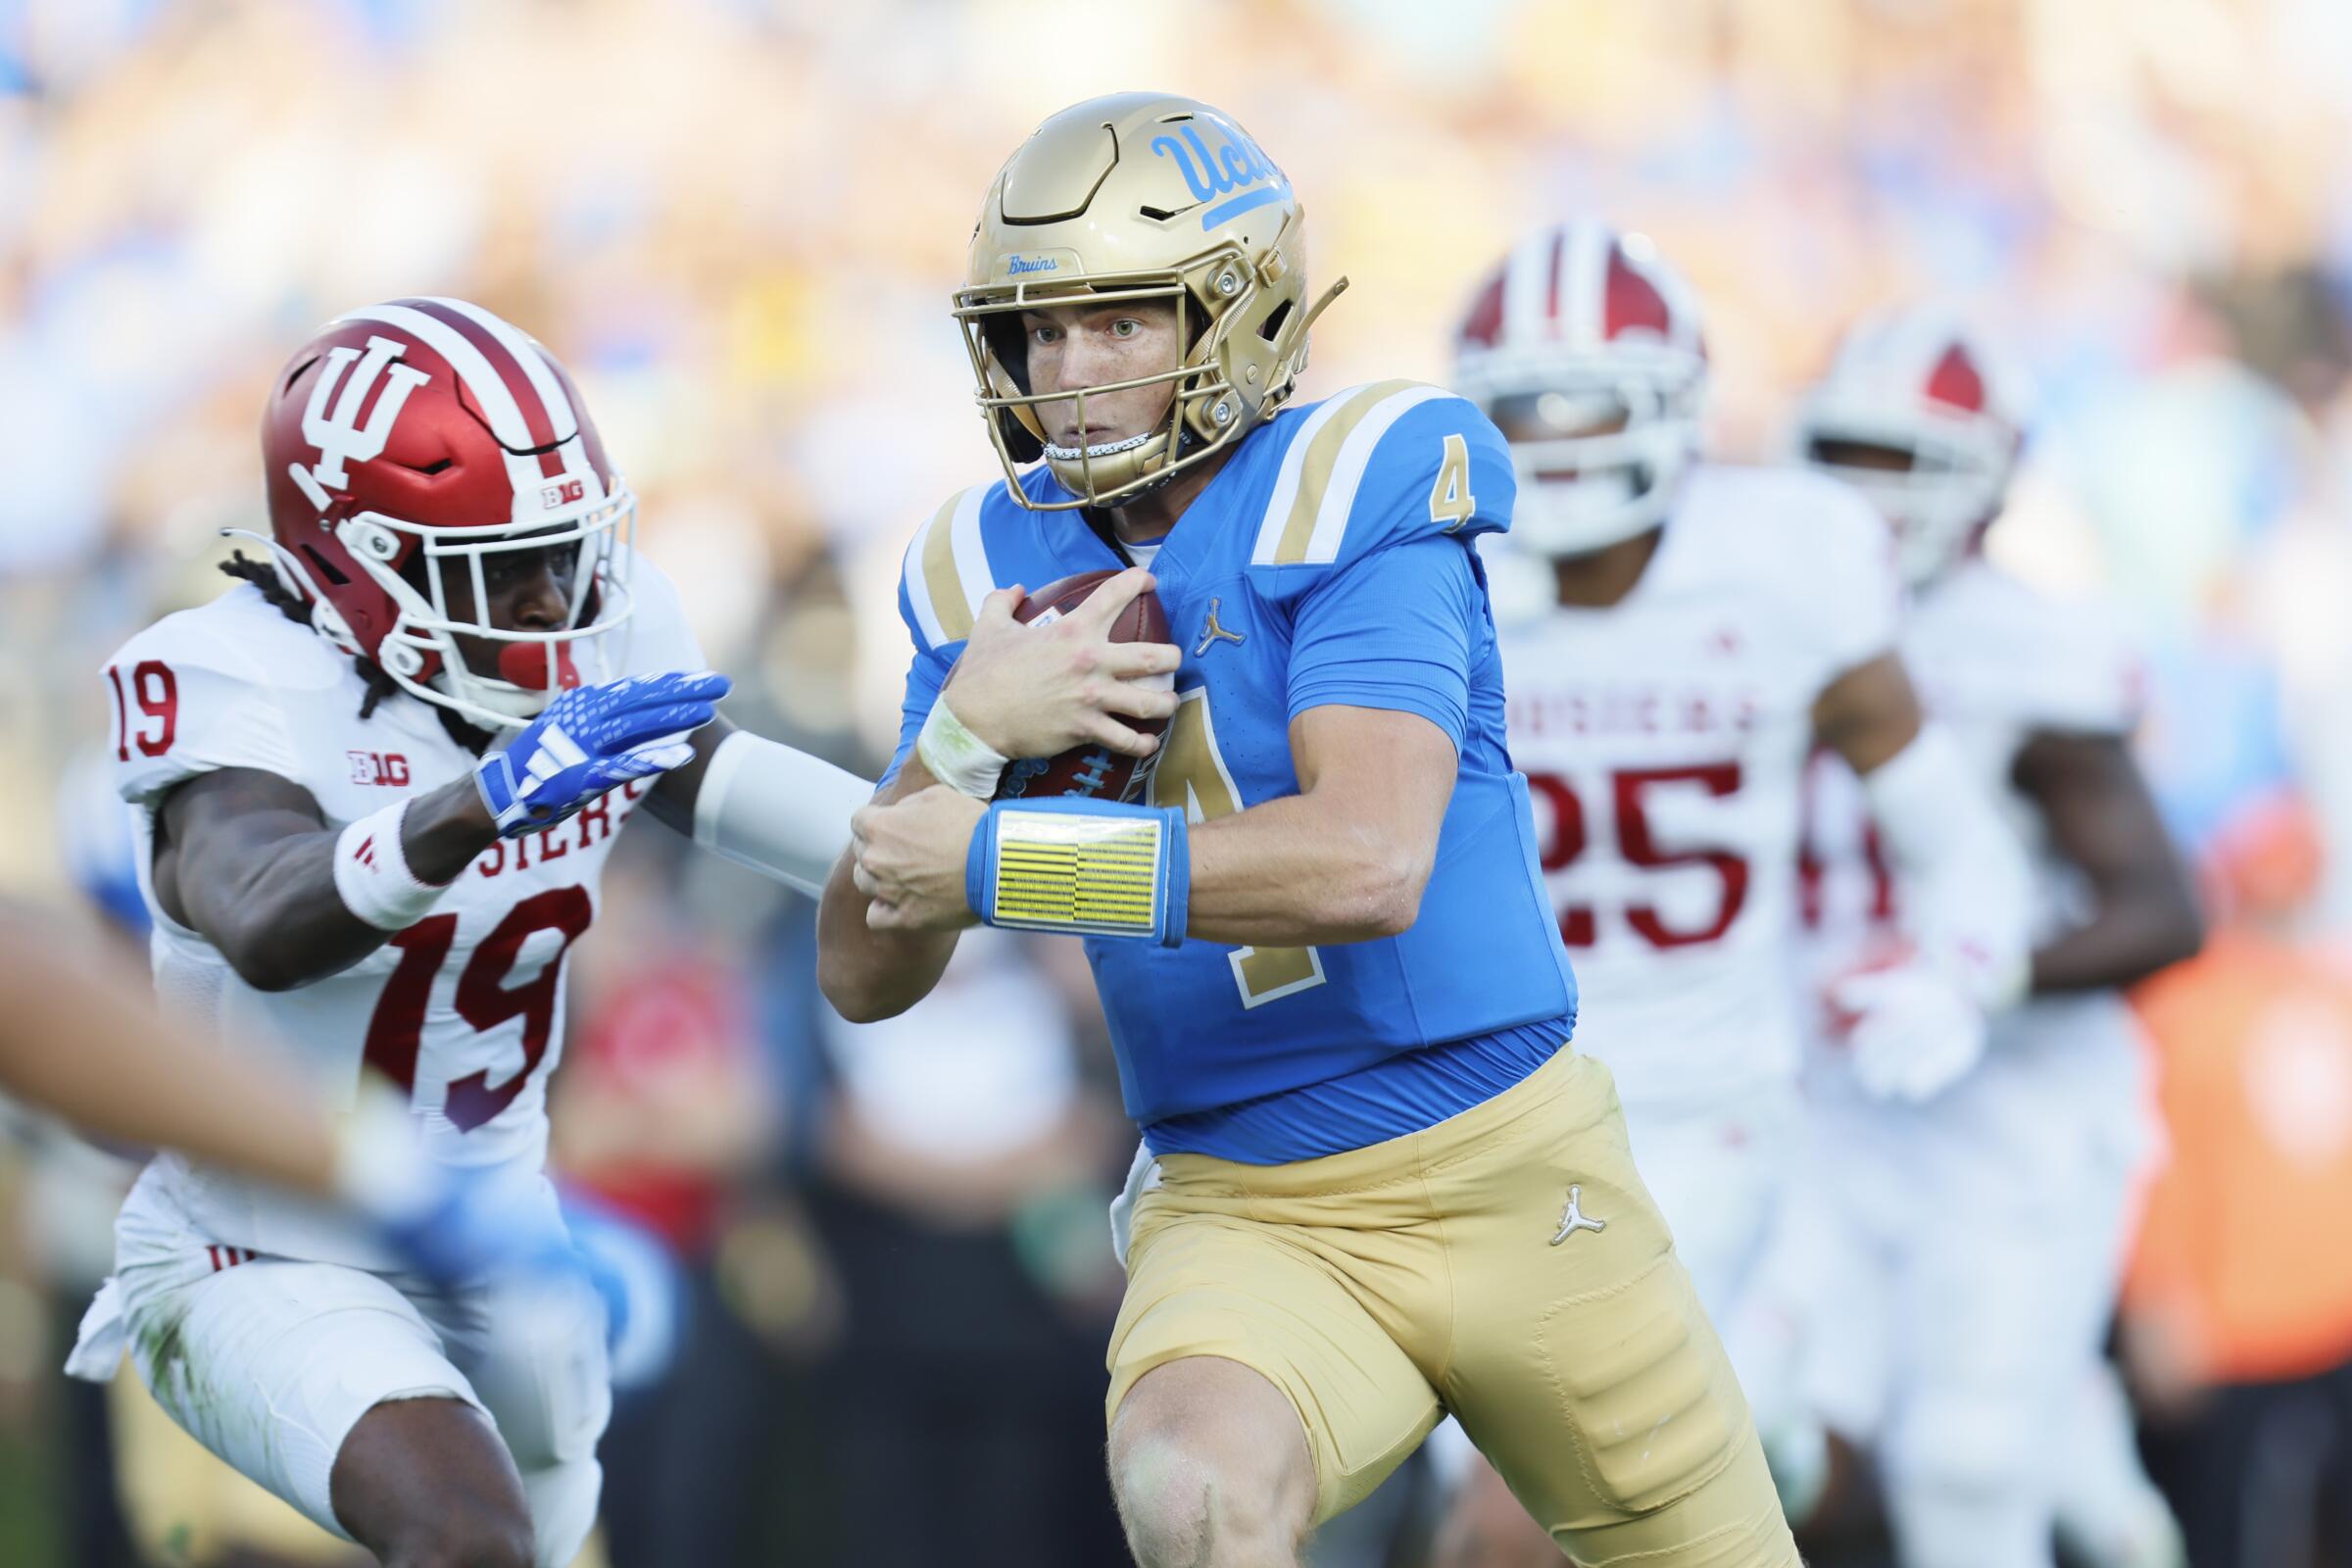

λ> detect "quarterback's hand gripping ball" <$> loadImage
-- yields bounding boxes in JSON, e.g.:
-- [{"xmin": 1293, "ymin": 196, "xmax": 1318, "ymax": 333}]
[
  {"xmin": 994, "ymin": 569, "xmax": 1175, "ymax": 803},
  {"xmin": 472, "ymin": 670, "xmax": 730, "ymax": 838}
]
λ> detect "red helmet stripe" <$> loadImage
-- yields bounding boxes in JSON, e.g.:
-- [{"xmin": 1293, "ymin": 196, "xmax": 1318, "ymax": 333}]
[
  {"xmin": 1924, "ymin": 342, "xmax": 1987, "ymax": 414},
  {"xmin": 343, "ymin": 303, "xmax": 532, "ymax": 450},
  {"xmin": 1459, "ymin": 269, "xmax": 1506, "ymax": 349},
  {"xmin": 1602, "ymin": 245, "xmax": 1671, "ymax": 341},
  {"xmin": 1544, "ymin": 225, "xmax": 1568, "ymax": 330},
  {"xmin": 395, "ymin": 298, "xmax": 567, "ymax": 455},
  {"xmin": 426, "ymin": 297, "xmax": 585, "ymax": 444}
]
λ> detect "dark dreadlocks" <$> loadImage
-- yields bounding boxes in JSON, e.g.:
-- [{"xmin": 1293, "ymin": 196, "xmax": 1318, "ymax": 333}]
[
  {"xmin": 218, "ymin": 552, "xmax": 493, "ymax": 753},
  {"xmin": 220, "ymin": 551, "xmax": 404, "ymax": 718}
]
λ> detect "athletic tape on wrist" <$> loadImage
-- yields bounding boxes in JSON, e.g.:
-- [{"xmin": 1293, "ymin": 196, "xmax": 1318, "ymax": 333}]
[
  {"xmin": 964, "ymin": 799, "xmax": 1187, "ymax": 946},
  {"xmin": 915, "ymin": 697, "xmax": 1010, "ymax": 799},
  {"xmin": 332, "ymin": 800, "xmax": 453, "ymax": 932}
]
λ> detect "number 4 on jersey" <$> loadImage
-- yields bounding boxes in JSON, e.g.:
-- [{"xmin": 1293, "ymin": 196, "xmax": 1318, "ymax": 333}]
[
  {"xmin": 1429, "ymin": 432, "xmax": 1476, "ymax": 531},
  {"xmin": 1150, "ymin": 690, "xmax": 1328, "ymax": 1008}
]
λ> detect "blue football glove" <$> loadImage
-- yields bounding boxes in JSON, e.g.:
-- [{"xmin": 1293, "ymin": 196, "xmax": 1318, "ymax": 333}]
[
  {"xmin": 373, "ymin": 1162, "xmax": 579, "ymax": 1285},
  {"xmin": 557, "ymin": 1188, "xmax": 683, "ymax": 1386},
  {"xmin": 338, "ymin": 1093, "xmax": 598, "ymax": 1294},
  {"xmin": 380, "ymin": 1171, "xmax": 636, "ymax": 1360},
  {"xmin": 474, "ymin": 670, "xmax": 731, "ymax": 839}
]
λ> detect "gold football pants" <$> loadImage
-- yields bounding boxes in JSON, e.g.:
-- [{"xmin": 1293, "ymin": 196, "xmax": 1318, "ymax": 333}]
[{"xmin": 1108, "ymin": 1047, "xmax": 1796, "ymax": 1566}]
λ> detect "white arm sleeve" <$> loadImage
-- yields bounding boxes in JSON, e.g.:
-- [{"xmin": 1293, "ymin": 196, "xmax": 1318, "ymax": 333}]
[
  {"xmin": 1862, "ymin": 722, "xmax": 2034, "ymax": 1009},
  {"xmin": 691, "ymin": 731, "xmax": 873, "ymax": 897}
]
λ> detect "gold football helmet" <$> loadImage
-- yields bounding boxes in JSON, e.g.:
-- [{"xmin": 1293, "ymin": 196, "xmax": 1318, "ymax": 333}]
[{"xmin": 956, "ymin": 92, "xmax": 1347, "ymax": 509}]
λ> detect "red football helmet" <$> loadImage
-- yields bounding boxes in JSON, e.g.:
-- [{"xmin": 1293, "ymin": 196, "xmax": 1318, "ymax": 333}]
[
  {"xmin": 1451, "ymin": 221, "xmax": 1707, "ymax": 556},
  {"xmin": 1792, "ymin": 306, "xmax": 2025, "ymax": 589},
  {"xmin": 248, "ymin": 297, "xmax": 636, "ymax": 729}
]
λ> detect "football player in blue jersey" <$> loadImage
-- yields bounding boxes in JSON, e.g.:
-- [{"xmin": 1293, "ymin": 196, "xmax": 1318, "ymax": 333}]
[{"xmin": 817, "ymin": 94, "xmax": 1797, "ymax": 1568}]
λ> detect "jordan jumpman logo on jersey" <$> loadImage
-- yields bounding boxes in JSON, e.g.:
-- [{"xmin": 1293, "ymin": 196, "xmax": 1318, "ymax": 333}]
[{"xmin": 1194, "ymin": 597, "xmax": 1246, "ymax": 657}]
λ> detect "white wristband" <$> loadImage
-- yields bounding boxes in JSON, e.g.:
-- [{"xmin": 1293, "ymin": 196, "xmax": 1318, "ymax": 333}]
[
  {"xmin": 915, "ymin": 695, "xmax": 1010, "ymax": 799},
  {"xmin": 332, "ymin": 800, "xmax": 452, "ymax": 932}
]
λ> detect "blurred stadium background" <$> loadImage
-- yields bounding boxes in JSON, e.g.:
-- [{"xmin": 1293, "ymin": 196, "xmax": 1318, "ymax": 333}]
[{"xmin": 2, "ymin": 0, "xmax": 2351, "ymax": 1563}]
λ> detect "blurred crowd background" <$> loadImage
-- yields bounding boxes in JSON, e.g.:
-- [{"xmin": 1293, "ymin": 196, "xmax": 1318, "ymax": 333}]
[{"xmin": 4, "ymin": 0, "xmax": 2352, "ymax": 1563}]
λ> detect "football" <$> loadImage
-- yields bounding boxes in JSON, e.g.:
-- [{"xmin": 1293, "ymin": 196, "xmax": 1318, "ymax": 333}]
[{"xmin": 993, "ymin": 569, "xmax": 1174, "ymax": 804}]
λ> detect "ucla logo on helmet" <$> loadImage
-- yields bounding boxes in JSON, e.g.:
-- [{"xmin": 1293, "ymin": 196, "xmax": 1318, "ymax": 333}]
[
  {"xmin": 1149, "ymin": 117, "xmax": 1290, "ymax": 230},
  {"xmin": 1006, "ymin": 254, "xmax": 1058, "ymax": 275}
]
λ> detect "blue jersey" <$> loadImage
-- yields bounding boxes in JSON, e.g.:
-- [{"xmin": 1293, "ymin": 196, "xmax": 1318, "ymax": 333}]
[{"xmin": 889, "ymin": 380, "xmax": 1577, "ymax": 1139}]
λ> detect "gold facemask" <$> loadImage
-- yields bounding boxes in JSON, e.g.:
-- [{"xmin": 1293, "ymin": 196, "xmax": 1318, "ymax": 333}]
[{"xmin": 956, "ymin": 92, "xmax": 1348, "ymax": 510}]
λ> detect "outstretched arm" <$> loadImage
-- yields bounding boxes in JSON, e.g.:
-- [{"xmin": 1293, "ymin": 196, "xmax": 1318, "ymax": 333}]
[
  {"xmin": 0, "ymin": 912, "xmax": 644, "ymax": 1291},
  {"xmin": 642, "ymin": 714, "xmax": 876, "ymax": 899},
  {"xmin": 162, "ymin": 671, "xmax": 725, "ymax": 993},
  {"xmin": 0, "ymin": 911, "xmax": 338, "ymax": 1194}
]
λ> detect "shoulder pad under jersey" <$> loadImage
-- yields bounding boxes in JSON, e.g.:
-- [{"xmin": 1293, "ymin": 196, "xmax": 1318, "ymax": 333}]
[
  {"xmin": 1241, "ymin": 381, "xmax": 1514, "ymax": 599},
  {"xmin": 100, "ymin": 587, "xmax": 340, "ymax": 808},
  {"xmin": 898, "ymin": 483, "xmax": 1009, "ymax": 658}
]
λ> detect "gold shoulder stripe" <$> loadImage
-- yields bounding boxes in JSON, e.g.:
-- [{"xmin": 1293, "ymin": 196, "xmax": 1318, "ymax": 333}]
[
  {"xmin": 908, "ymin": 485, "xmax": 994, "ymax": 645},
  {"xmin": 1261, "ymin": 379, "xmax": 1421, "ymax": 566},
  {"xmin": 917, "ymin": 492, "xmax": 968, "ymax": 642}
]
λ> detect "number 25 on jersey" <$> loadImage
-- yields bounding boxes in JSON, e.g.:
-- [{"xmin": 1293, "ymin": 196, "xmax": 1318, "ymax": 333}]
[{"xmin": 1525, "ymin": 763, "xmax": 1749, "ymax": 950}]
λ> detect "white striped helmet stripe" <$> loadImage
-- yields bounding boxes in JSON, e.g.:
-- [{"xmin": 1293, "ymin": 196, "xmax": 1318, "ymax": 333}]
[
  {"xmin": 1559, "ymin": 220, "xmax": 1609, "ymax": 351},
  {"xmin": 1499, "ymin": 227, "xmax": 1557, "ymax": 351},
  {"xmin": 424, "ymin": 296, "xmax": 581, "ymax": 443},
  {"xmin": 337, "ymin": 302, "xmax": 546, "ymax": 502},
  {"xmin": 407, "ymin": 297, "xmax": 605, "ymax": 500},
  {"xmin": 340, "ymin": 303, "xmax": 530, "ymax": 447}
]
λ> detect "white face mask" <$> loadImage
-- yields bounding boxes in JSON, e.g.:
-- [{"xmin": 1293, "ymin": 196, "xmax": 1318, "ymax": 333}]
[
  {"xmin": 1806, "ymin": 456, "xmax": 2002, "ymax": 590},
  {"xmin": 348, "ymin": 492, "xmax": 641, "ymax": 731},
  {"xmin": 1505, "ymin": 421, "xmax": 1693, "ymax": 558},
  {"xmin": 1525, "ymin": 468, "xmax": 1639, "ymax": 524}
]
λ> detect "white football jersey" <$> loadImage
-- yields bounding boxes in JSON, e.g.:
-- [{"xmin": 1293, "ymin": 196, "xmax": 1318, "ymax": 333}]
[
  {"xmin": 1800, "ymin": 557, "xmax": 2154, "ymax": 1166},
  {"xmin": 1499, "ymin": 464, "xmax": 1900, "ymax": 1110},
  {"xmin": 101, "ymin": 551, "xmax": 705, "ymax": 1266}
]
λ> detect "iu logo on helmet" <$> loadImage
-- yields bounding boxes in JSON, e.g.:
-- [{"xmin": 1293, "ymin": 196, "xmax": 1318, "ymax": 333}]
[{"xmin": 288, "ymin": 334, "xmax": 431, "ymax": 512}]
